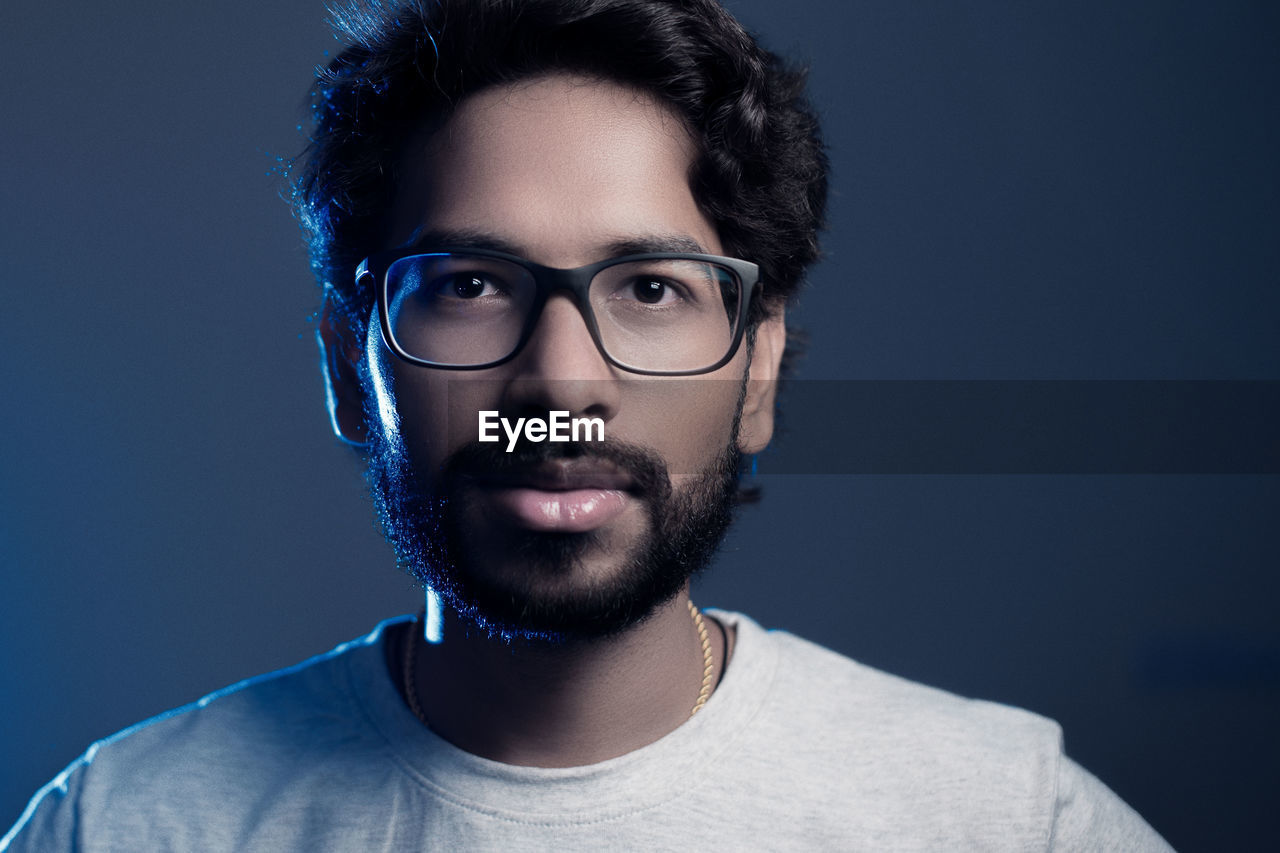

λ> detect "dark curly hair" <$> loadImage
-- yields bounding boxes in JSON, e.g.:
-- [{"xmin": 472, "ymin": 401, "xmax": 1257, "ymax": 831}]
[{"xmin": 293, "ymin": 0, "xmax": 828, "ymax": 364}]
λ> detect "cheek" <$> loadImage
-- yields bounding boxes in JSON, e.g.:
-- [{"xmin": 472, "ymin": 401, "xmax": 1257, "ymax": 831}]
[
  {"xmin": 625, "ymin": 379, "xmax": 742, "ymax": 478},
  {"xmin": 380, "ymin": 359, "xmax": 492, "ymax": 470}
]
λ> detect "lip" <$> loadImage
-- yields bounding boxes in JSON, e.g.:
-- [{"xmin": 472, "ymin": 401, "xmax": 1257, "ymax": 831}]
[
  {"xmin": 468, "ymin": 460, "xmax": 637, "ymax": 532},
  {"xmin": 483, "ymin": 487, "xmax": 632, "ymax": 532}
]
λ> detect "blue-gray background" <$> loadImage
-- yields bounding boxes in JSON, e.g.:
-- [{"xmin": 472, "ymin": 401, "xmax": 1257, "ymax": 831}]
[{"xmin": 2, "ymin": 1, "xmax": 1276, "ymax": 849}]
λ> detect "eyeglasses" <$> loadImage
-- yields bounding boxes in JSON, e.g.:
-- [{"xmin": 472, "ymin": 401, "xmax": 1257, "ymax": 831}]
[{"xmin": 357, "ymin": 248, "xmax": 760, "ymax": 376}]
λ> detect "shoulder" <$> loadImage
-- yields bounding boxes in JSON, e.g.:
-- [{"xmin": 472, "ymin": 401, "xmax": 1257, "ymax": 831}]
[
  {"xmin": 714, "ymin": 612, "xmax": 1065, "ymax": 847},
  {"xmin": 89, "ymin": 620, "xmax": 391, "ymax": 769},
  {"xmin": 711, "ymin": 612, "xmax": 1172, "ymax": 851},
  {"xmin": 722, "ymin": 610, "xmax": 1064, "ymax": 762},
  {"xmin": 2, "ymin": 619, "xmax": 402, "ymax": 851}
]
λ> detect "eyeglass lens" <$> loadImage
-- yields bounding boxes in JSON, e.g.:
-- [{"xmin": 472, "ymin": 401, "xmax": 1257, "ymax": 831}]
[{"xmin": 384, "ymin": 253, "xmax": 743, "ymax": 372}]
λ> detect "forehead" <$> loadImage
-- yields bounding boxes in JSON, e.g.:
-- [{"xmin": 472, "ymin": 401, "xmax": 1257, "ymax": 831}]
[{"xmin": 388, "ymin": 74, "xmax": 721, "ymax": 265}]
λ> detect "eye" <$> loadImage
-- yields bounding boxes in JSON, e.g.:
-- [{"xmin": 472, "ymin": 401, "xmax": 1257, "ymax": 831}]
[
  {"xmin": 433, "ymin": 272, "xmax": 502, "ymax": 299},
  {"xmin": 623, "ymin": 277, "xmax": 683, "ymax": 305}
]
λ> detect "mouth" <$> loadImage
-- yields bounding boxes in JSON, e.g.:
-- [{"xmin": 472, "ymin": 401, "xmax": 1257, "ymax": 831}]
[{"xmin": 467, "ymin": 460, "xmax": 637, "ymax": 533}]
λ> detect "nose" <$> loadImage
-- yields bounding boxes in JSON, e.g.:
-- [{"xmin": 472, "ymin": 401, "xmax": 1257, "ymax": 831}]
[{"xmin": 499, "ymin": 294, "xmax": 621, "ymax": 424}]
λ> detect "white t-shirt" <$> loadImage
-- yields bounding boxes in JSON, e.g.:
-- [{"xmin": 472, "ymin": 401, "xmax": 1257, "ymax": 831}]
[{"xmin": 3, "ymin": 611, "xmax": 1172, "ymax": 851}]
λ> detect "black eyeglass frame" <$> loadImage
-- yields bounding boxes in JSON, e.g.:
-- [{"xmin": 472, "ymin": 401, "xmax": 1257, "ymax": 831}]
[{"xmin": 357, "ymin": 247, "xmax": 762, "ymax": 376}]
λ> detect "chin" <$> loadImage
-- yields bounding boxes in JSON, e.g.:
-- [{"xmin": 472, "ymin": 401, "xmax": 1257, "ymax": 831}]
[{"xmin": 437, "ymin": 515, "xmax": 677, "ymax": 641}]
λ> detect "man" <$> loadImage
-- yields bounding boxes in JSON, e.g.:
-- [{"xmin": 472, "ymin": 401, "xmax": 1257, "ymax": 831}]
[{"xmin": 4, "ymin": 0, "xmax": 1171, "ymax": 849}]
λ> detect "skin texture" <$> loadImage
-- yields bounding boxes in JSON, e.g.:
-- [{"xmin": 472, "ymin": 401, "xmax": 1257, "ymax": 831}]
[{"xmin": 321, "ymin": 74, "xmax": 784, "ymax": 766}]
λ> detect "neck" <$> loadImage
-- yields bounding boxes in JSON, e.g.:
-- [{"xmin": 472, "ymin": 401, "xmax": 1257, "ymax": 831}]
[{"xmin": 399, "ymin": 589, "xmax": 725, "ymax": 767}]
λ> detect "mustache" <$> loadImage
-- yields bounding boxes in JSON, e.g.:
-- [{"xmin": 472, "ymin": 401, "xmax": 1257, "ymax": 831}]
[{"xmin": 439, "ymin": 437, "xmax": 672, "ymax": 499}]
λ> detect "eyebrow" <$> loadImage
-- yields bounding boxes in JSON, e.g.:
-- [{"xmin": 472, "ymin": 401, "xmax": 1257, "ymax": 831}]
[
  {"xmin": 402, "ymin": 228, "xmax": 711, "ymax": 260},
  {"xmin": 604, "ymin": 234, "xmax": 708, "ymax": 256}
]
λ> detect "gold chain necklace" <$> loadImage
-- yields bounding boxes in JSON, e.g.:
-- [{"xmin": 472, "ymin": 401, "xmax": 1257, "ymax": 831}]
[
  {"xmin": 401, "ymin": 600, "xmax": 716, "ymax": 726},
  {"xmin": 688, "ymin": 600, "xmax": 715, "ymax": 716}
]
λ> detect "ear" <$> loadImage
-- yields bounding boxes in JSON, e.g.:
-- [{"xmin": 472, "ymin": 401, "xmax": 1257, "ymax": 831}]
[
  {"xmin": 317, "ymin": 292, "xmax": 370, "ymax": 447},
  {"xmin": 737, "ymin": 309, "xmax": 785, "ymax": 455}
]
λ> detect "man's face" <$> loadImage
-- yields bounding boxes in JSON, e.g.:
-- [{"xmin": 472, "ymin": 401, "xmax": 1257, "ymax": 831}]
[{"xmin": 341, "ymin": 74, "xmax": 782, "ymax": 639}]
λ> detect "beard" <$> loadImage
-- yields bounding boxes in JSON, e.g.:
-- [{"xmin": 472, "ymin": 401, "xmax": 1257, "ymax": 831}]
[{"xmin": 365, "ymin": 416, "xmax": 742, "ymax": 642}]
